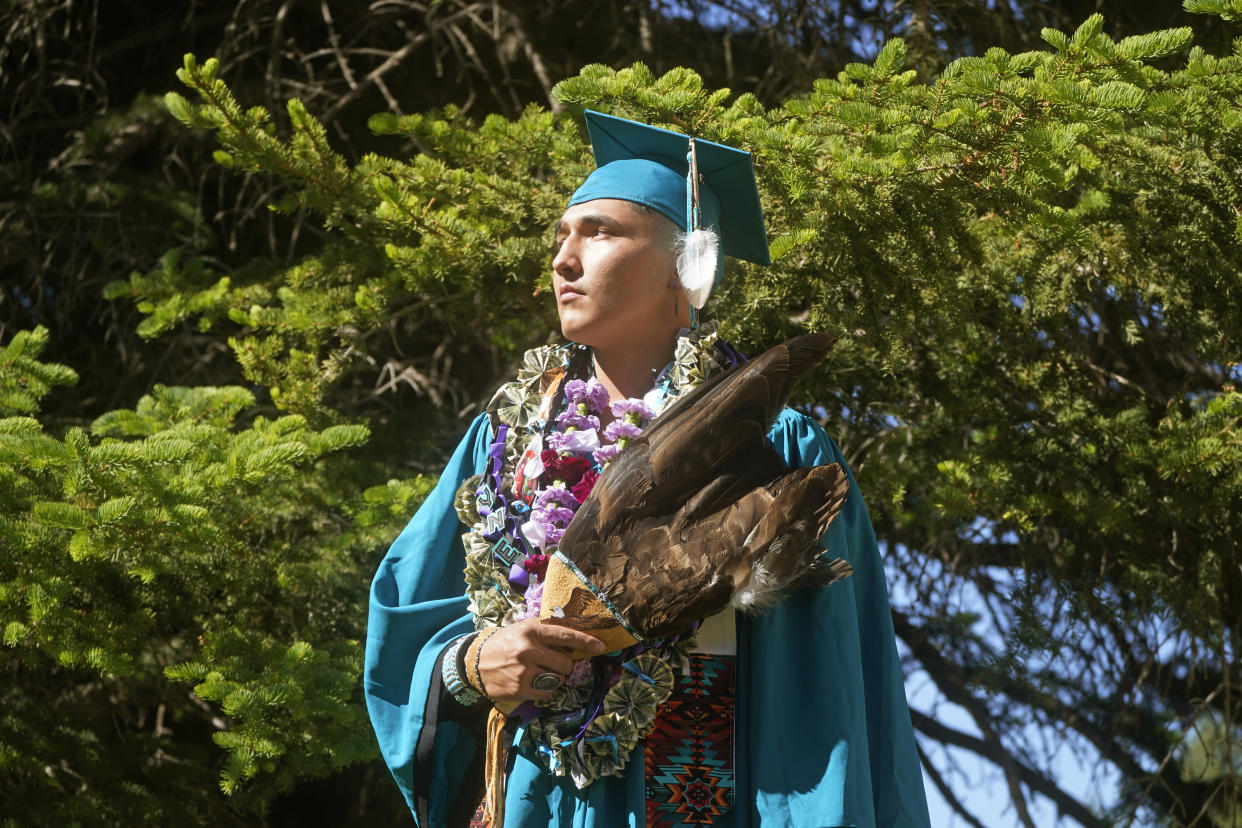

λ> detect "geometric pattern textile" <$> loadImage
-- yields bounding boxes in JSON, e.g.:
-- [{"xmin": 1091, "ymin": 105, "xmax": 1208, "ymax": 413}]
[
  {"xmin": 468, "ymin": 799, "xmax": 492, "ymax": 828},
  {"xmin": 644, "ymin": 654, "xmax": 736, "ymax": 826},
  {"xmin": 466, "ymin": 653, "xmax": 736, "ymax": 828}
]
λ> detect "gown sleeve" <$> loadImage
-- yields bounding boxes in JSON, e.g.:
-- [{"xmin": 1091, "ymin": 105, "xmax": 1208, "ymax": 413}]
[
  {"xmin": 364, "ymin": 412, "xmax": 494, "ymax": 827},
  {"xmin": 737, "ymin": 409, "xmax": 931, "ymax": 828}
]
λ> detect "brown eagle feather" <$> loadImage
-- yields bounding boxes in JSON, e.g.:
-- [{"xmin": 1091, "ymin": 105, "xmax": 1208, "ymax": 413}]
[{"xmin": 557, "ymin": 332, "xmax": 853, "ymax": 640}]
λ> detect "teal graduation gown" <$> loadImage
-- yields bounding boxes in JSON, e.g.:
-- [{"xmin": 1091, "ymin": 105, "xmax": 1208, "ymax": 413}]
[{"xmin": 364, "ymin": 409, "xmax": 930, "ymax": 827}]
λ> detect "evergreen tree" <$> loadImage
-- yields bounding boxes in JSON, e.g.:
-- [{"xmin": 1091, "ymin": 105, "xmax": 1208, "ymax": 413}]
[
  {"xmin": 3, "ymin": 1, "xmax": 1241, "ymax": 825},
  {"xmin": 0, "ymin": 326, "xmax": 415, "ymax": 823}
]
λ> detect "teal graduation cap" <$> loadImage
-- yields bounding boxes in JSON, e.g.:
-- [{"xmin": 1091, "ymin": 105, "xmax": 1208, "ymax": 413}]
[{"xmin": 569, "ymin": 109, "xmax": 770, "ymax": 308}]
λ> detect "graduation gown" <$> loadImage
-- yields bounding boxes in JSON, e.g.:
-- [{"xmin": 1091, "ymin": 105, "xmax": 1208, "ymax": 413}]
[{"xmin": 364, "ymin": 408, "xmax": 930, "ymax": 827}]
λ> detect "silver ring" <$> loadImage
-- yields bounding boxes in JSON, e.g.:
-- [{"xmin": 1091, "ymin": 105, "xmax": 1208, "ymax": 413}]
[{"xmin": 530, "ymin": 672, "xmax": 563, "ymax": 693}]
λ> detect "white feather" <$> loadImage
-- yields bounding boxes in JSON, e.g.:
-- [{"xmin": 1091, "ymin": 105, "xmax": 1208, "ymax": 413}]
[
  {"xmin": 731, "ymin": 560, "xmax": 777, "ymax": 613},
  {"xmin": 676, "ymin": 227, "xmax": 719, "ymax": 309}
]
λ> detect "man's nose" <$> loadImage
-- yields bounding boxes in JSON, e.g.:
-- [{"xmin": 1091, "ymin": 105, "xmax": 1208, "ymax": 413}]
[{"xmin": 553, "ymin": 235, "xmax": 581, "ymax": 278}]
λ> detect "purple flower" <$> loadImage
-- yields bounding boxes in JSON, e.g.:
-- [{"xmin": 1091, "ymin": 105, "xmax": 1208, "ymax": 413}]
[
  {"xmin": 566, "ymin": 658, "xmax": 593, "ymax": 686},
  {"xmin": 545, "ymin": 431, "xmax": 568, "ymax": 453},
  {"xmin": 534, "ymin": 505, "xmax": 575, "ymax": 525},
  {"xmin": 610, "ymin": 398, "xmax": 653, "ymax": 422},
  {"xmin": 554, "ymin": 410, "xmax": 600, "ymax": 431},
  {"xmin": 583, "ymin": 379, "xmax": 610, "ymax": 413},
  {"xmin": 536, "ymin": 486, "xmax": 578, "ymax": 510},
  {"xmin": 593, "ymin": 443, "xmax": 622, "ymax": 465},
  {"xmin": 604, "ymin": 420, "xmax": 643, "ymax": 442},
  {"xmin": 564, "ymin": 378, "xmax": 610, "ymax": 415},
  {"xmin": 526, "ymin": 576, "xmax": 544, "ymax": 614},
  {"xmin": 529, "ymin": 486, "xmax": 579, "ymax": 550},
  {"xmin": 546, "ymin": 428, "xmax": 600, "ymax": 454},
  {"xmin": 563, "ymin": 379, "xmax": 589, "ymax": 405},
  {"xmin": 528, "ymin": 503, "xmax": 571, "ymax": 551},
  {"xmin": 512, "ymin": 576, "xmax": 544, "ymax": 621}
]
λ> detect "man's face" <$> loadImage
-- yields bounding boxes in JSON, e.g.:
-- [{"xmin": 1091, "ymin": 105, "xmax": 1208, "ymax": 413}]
[{"xmin": 552, "ymin": 199, "xmax": 679, "ymax": 352}]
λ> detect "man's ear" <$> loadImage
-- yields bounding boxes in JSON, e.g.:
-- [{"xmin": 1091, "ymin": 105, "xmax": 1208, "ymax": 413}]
[{"xmin": 666, "ymin": 260, "xmax": 682, "ymax": 290}]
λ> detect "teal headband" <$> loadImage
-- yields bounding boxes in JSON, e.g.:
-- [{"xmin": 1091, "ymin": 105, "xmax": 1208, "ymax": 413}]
[{"xmin": 568, "ymin": 157, "xmax": 722, "ymax": 235}]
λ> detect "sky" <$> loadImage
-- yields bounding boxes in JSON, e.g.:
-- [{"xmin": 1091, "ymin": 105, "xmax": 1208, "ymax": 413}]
[{"xmin": 887, "ymin": 548, "xmax": 1122, "ymax": 827}]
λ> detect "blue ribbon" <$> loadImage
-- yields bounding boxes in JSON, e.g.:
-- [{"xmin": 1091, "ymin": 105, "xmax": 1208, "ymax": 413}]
[
  {"xmin": 622, "ymin": 660, "xmax": 656, "ymax": 687},
  {"xmin": 582, "ymin": 731, "xmax": 620, "ymax": 763}
]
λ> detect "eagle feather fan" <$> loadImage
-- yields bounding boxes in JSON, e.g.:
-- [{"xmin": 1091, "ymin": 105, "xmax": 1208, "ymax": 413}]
[{"xmin": 549, "ymin": 333, "xmax": 853, "ymax": 643}]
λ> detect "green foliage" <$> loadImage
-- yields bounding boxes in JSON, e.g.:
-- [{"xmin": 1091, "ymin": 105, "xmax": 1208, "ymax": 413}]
[
  {"xmin": 7, "ymin": 3, "xmax": 1242, "ymax": 825},
  {"xmin": 121, "ymin": 57, "xmax": 600, "ymax": 421},
  {"xmin": 0, "ymin": 332, "xmax": 432, "ymax": 824},
  {"xmin": 165, "ymin": 631, "xmax": 370, "ymax": 798},
  {"xmin": 164, "ymin": 55, "xmax": 363, "ymax": 230},
  {"xmin": 109, "ymin": 17, "xmax": 1242, "ymax": 821},
  {"xmin": 0, "ymin": 327, "xmax": 77, "ymax": 415},
  {"xmin": 1185, "ymin": 0, "xmax": 1242, "ymax": 23},
  {"xmin": 102, "ymin": 249, "xmax": 234, "ymax": 339}
]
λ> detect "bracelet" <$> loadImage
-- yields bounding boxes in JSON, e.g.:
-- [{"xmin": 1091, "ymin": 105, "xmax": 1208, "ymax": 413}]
[
  {"xmin": 442, "ymin": 633, "xmax": 481, "ymax": 706},
  {"xmin": 465, "ymin": 627, "xmax": 502, "ymax": 699}
]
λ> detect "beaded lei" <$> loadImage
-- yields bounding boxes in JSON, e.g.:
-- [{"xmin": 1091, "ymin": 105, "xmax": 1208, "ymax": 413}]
[{"xmin": 452, "ymin": 322, "xmax": 742, "ymax": 788}]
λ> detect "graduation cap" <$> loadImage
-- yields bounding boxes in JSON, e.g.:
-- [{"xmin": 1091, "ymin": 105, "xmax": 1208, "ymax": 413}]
[{"xmin": 568, "ymin": 110, "xmax": 770, "ymax": 309}]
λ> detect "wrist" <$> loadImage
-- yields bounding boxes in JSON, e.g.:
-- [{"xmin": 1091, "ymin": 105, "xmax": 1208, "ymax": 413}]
[
  {"xmin": 465, "ymin": 626, "xmax": 502, "ymax": 699},
  {"xmin": 442, "ymin": 633, "xmax": 482, "ymax": 706}
]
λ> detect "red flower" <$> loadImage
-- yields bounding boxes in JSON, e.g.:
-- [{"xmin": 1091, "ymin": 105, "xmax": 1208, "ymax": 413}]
[
  {"xmin": 570, "ymin": 469, "xmax": 599, "ymax": 502},
  {"xmin": 521, "ymin": 553, "xmax": 550, "ymax": 580},
  {"xmin": 542, "ymin": 451, "xmax": 592, "ymax": 486}
]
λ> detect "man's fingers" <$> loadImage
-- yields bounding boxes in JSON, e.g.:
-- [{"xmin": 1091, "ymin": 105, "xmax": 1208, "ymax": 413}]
[
  {"xmin": 526, "ymin": 646, "xmax": 575, "ymax": 677},
  {"xmin": 530, "ymin": 622, "xmax": 606, "ymax": 654},
  {"xmin": 474, "ymin": 619, "xmax": 609, "ymax": 701}
]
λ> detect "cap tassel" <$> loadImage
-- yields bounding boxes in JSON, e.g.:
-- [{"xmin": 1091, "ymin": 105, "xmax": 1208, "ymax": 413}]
[{"xmin": 680, "ymin": 137, "xmax": 719, "ymax": 310}]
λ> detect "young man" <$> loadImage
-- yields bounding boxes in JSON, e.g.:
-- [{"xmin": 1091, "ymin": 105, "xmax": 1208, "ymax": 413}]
[{"xmin": 364, "ymin": 111, "xmax": 930, "ymax": 827}]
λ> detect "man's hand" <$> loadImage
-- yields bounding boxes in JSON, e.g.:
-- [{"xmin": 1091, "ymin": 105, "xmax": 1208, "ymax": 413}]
[{"xmin": 476, "ymin": 619, "xmax": 605, "ymax": 703}]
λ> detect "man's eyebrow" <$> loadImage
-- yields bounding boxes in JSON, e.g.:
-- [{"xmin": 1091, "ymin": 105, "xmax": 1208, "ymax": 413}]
[{"xmin": 554, "ymin": 213, "xmax": 622, "ymax": 235}]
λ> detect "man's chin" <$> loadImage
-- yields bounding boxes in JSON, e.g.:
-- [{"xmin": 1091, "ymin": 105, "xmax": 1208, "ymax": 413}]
[{"xmin": 558, "ymin": 315, "xmax": 595, "ymax": 346}]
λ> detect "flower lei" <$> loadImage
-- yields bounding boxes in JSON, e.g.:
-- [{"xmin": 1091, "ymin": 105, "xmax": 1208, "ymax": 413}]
[{"xmin": 453, "ymin": 322, "xmax": 737, "ymax": 788}]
